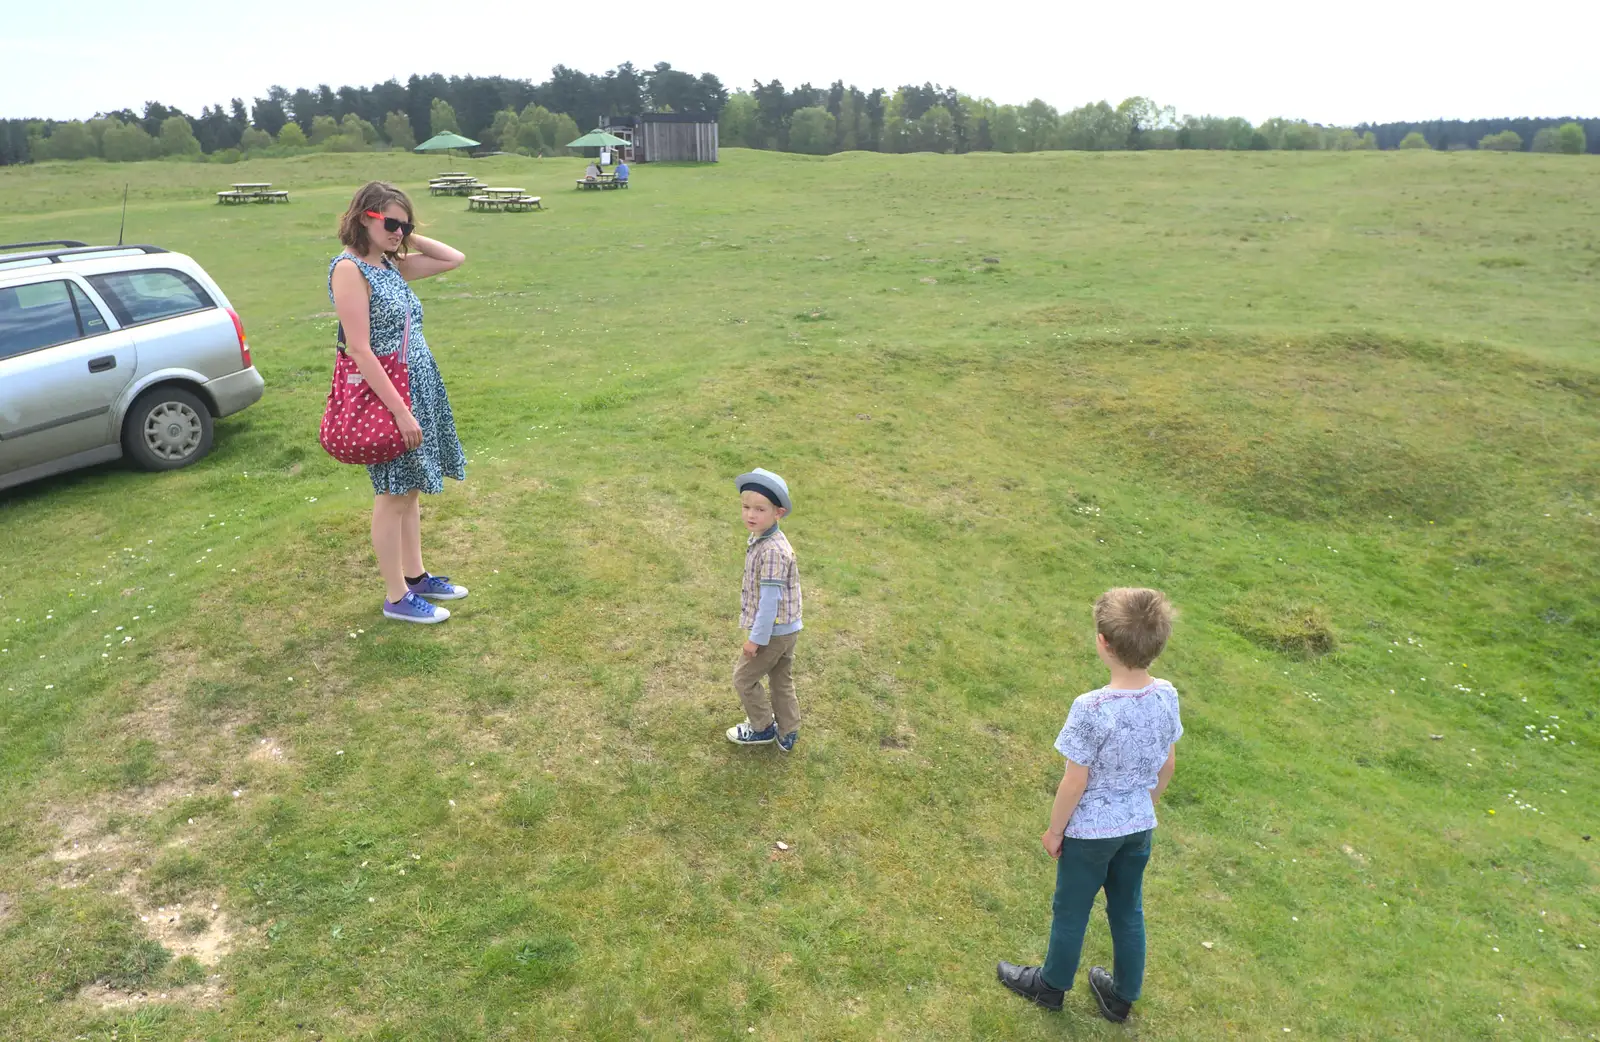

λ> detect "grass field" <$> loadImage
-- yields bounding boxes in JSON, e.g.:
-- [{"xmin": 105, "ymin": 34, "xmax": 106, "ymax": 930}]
[{"xmin": 0, "ymin": 147, "xmax": 1596, "ymax": 1041}]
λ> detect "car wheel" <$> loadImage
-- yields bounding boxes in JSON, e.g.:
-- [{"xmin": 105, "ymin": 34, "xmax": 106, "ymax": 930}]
[{"xmin": 123, "ymin": 386, "xmax": 214, "ymax": 472}]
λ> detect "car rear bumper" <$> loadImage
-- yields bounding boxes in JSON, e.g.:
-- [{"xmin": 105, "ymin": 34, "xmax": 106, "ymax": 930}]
[{"xmin": 204, "ymin": 366, "xmax": 265, "ymax": 418}]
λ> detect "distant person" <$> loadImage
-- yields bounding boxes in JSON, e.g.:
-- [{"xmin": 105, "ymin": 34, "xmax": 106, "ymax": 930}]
[
  {"xmin": 327, "ymin": 181, "xmax": 470, "ymax": 624},
  {"xmin": 996, "ymin": 588, "xmax": 1182, "ymax": 1024},
  {"xmin": 724, "ymin": 469, "xmax": 804, "ymax": 753},
  {"xmin": 614, "ymin": 157, "xmax": 629, "ymax": 182},
  {"xmin": 584, "ymin": 161, "xmax": 601, "ymax": 181}
]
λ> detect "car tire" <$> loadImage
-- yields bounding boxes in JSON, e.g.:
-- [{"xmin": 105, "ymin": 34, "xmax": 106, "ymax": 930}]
[{"xmin": 123, "ymin": 386, "xmax": 214, "ymax": 472}]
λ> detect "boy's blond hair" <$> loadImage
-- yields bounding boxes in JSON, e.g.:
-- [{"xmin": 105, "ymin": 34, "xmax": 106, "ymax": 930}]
[{"xmin": 1094, "ymin": 588, "xmax": 1175, "ymax": 669}]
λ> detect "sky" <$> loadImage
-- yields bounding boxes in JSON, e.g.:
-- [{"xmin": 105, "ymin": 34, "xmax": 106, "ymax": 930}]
[{"xmin": 3, "ymin": 0, "xmax": 1597, "ymax": 126}]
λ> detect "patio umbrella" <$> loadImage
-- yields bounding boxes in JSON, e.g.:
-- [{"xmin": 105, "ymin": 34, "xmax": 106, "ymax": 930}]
[
  {"xmin": 566, "ymin": 130, "xmax": 631, "ymax": 148},
  {"xmin": 414, "ymin": 132, "xmax": 481, "ymax": 154}
]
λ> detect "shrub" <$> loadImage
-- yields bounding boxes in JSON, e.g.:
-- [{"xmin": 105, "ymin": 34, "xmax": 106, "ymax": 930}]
[
  {"xmin": 1478, "ymin": 130, "xmax": 1522, "ymax": 152},
  {"xmin": 1555, "ymin": 121, "xmax": 1586, "ymax": 155},
  {"xmin": 1398, "ymin": 131, "xmax": 1428, "ymax": 149}
]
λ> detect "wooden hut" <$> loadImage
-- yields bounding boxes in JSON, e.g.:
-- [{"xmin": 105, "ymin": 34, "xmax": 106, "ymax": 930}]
[{"xmin": 604, "ymin": 113, "xmax": 719, "ymax": 163}]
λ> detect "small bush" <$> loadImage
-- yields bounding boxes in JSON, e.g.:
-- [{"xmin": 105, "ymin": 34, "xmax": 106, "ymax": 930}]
[
  {"xmin": 1478, "ymin": 130, "xmax": 1522, "ymax": 152},
  {"xmin": 1223, "ymin": 593, "xmax": 1337, "ymax": 657}
]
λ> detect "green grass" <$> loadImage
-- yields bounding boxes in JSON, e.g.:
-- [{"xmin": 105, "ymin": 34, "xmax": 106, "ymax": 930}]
[{"xmin": 0, "ymin": 148, "xmax": 1596, "ymax": 1040}]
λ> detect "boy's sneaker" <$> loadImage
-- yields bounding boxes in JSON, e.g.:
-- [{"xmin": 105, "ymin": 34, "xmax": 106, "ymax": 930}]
[
  {"xmin": 383, "ymin": 591, "xmax": 451, "ymax": 624},
  {"xmin": 777, "ymin": 730, "xmax": 799, "ymax": 753},
  {"xmin": 725, "ymin": 719, "xmax": 778, "ymax": 745},
  {"xmin": 409, "ymin": 574, "xmax": 468, "ymax": 601},
  {"xmin": 996, "ymin": 961, "xmax": 1064, "ymax": 1012},
  {"xmin": 1087, "ymin": 966, "xmax": 1132, "ymax": 1023}
]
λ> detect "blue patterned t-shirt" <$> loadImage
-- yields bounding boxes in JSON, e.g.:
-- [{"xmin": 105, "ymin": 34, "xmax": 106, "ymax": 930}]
[{"xmin": 1054, "ymin": 679, "xmax": 1183, "ymax": 839}]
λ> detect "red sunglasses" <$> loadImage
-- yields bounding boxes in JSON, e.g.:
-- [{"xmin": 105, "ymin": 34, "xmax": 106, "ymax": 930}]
[{"xmin": 365, "ymin": 210, "xmax": 415, "ymax": 236}]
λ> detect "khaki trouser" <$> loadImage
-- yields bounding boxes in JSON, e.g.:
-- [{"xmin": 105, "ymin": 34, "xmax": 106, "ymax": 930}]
[{"xmin": 733, "ymin": 631, "xmax": 800, "ymax": 735}]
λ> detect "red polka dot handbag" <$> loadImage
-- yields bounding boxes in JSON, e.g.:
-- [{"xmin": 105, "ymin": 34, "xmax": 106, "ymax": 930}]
[{"xmin": 319, "ymin": 308, "xmax": 412, "ymax": 465}]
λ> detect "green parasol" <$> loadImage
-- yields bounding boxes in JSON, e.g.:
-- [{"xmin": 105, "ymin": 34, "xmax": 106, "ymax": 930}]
[
  {"xmin": 414, "ymin": 132, "xmax": 481, "ymax": 153},
  {"xmin": 566, "ymin": 130, "xmax": 631, "ymax": 148}
]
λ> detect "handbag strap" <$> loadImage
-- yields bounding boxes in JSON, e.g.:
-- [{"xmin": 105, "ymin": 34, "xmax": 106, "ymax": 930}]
[{"xmin": 335, "ymin": 299, "xmax": 412, "ymax": 364}]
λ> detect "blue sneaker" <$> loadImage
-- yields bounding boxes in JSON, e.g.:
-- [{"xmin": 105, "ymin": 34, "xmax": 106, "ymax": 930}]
[
  {"xmin": 382, "ymin": 591, "xmax": 451, "ymax": 624},
  {"xmin": 410, "ymin": 574, "xmax": 468, "ymax": 601},
  {"xmin": 725, "ymin": 719, "xmax": 778, "ymax": 745},
  {"xmin": 777, "ymin": 730, "xmax": 799, "ymax": 753}
]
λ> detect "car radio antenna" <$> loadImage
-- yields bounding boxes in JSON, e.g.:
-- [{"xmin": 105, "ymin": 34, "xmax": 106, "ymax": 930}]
[{"xmin": 117, "ymin": 184, "xmax": 129, "ymax": 245}]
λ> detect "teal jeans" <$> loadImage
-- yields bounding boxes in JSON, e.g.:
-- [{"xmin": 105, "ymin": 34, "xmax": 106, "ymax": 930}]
[{"xmin": 1040, "ymin": 828, "xmax": 1152, "ymax": 1001}]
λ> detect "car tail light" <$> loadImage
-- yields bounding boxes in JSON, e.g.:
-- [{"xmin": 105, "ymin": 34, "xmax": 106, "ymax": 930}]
[{"xmin": 227, "ymin": 307, "xmax": 251, "ymax": 368}]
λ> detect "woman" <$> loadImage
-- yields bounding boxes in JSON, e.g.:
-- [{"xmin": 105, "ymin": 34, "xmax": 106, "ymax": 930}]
[{"xmin": 329, "ymin": 181, "xmax": 468, "ymax": 624}]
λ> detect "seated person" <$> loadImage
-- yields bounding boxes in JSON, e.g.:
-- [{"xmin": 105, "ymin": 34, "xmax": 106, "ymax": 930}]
[
  {"xmin": 584, "ymin": 162, "xmax": 601, "ymax": 181},
  {"xmin": 614, "ymin": 158, "xmax": 629, "ymax": 181}
]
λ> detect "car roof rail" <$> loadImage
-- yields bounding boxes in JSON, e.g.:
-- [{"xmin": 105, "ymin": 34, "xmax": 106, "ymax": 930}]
[
  {"xmin": 0, "ymin": 242, "xmax": 169, "ymax": 264},
  {"xmin": 0, "ymin": 240, "xmax": 89, "ymax": 252}
]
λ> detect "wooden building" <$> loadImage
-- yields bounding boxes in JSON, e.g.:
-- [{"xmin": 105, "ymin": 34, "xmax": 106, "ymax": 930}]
[{"xmin": 603, "ymin": 113, "xmax": 719, "ymax": 163}]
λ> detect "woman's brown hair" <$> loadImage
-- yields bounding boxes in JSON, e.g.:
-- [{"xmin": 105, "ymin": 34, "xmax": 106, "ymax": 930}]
[{"xmin": 338, "ymin": 181, "xmax": 415, "ymax": 258}]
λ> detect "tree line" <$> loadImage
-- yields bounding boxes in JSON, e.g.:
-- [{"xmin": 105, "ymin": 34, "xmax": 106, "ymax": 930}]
[{"xmin": 1, "ymin": 62, "xmax": 1593, "ymax": 166}]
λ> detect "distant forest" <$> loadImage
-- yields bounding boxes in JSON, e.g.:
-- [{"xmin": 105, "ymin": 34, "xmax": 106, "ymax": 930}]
[{"xmin": 1, "ymin": 62, "xmax": 1594, "ymax": 166}]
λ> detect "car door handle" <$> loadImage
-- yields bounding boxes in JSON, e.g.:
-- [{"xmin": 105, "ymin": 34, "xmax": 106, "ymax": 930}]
[{"xmin": 88, "ymin": 356, "xmax": 116, "ymax": 373}]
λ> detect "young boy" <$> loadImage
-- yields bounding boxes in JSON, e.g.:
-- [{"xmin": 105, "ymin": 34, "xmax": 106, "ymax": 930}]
[
  {"xmin": 997, "ymin": 587, "xmax": 1181, "ymax": 1023},
  {"xmin": 725, "ymin": 468, "xmax": 804, "ymax": 753}
]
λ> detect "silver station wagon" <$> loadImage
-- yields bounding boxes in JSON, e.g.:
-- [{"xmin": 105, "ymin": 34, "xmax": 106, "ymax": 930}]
[{"xmin": 0, "ymin": 241, "xmax": 265, "ymax": 492}]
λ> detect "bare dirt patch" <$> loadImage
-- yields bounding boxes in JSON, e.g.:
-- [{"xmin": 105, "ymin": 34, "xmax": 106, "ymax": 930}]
[
  {"xmin": 134, "ymin": 894, "xmax": 236, "ymax": 966},
  {"xmin": 49, "ymin": 781, "xmax": 191, "ymax": 874},
  {"xmin": 246, "ymin": 738, "xmax": 290, "ymax": 766},
  {"xmin": 79, "ymin": 980, "xmax": 226, "ymax": 1011}
]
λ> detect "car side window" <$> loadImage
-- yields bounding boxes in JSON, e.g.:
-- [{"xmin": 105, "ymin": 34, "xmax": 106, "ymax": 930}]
[
  {"xmin": 87, "ymin": 269, "xmax": 213, "ymax": 327},
  {"xmin": 0, "ymin": 280, "xmax": 85, "ymax": 361},
  {"xmin": 69, "ymin": 282, "xmax": 111, "ymax": 336}
]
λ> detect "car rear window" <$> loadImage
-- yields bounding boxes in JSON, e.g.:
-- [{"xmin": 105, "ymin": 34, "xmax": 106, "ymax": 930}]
[
  {"xmin": 87, "ymin": 269, "xmax": 213, "ymax": 327},
  {"xmin": 0, "ymin": 280, "xmax": 86, "ymax": 360}
]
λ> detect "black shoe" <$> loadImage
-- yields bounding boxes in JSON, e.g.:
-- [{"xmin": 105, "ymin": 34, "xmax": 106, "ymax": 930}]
[
  {"xmin": 996, "ymin": 960, "xmax": 1064, "ymax": 1012},
  {"xmin": 1088, "ymin": 966, "xmax": 1132, "ymax": 1023}
]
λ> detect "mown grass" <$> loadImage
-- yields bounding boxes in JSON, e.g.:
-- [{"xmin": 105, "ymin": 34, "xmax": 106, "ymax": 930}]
[{"xmin": 0, "ymin": 148, "xmax": 1596, "ymax": 1040}]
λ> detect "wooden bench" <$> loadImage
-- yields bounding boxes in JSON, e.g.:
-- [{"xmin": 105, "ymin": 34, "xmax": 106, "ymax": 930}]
[
  {"xmin": 264, "ymin": 191, "xmax": 290, "ymax": 203},
  {"xmin": 505, "ymin": 196, "xmax": 543, "ymax": 212},
  {"xmin": 217, "ymin": 191, "xmax": 248, "ymax": 204}
]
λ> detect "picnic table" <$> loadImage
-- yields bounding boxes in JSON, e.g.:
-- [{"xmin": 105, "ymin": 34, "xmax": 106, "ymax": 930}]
[
  {"xmin": 575, "ymin": 175, "xmax": 629, "ymax": 191},
  {"xmin": 217, "ymin": 183, "xmax": 290, "ymax": 204},
  {"xmin": 429, "ymin": 177, "xmax": 486, "ymax": 196},
  {"xmin": 436, "ymin": 172, "xmax": 469, "ymax": 179},
  {"xmin": 467, "ymin": 192, "xmax": 542, "ymax": 212}
]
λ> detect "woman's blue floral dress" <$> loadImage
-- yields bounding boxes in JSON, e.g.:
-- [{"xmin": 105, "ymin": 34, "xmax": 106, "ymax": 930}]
[{"xmin": 328, "ymin": 253, "xmax": 466, "ymax": 495}]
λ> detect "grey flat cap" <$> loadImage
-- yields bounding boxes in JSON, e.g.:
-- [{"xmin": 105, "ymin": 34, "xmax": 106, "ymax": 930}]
[{"xmin": 736, "ymin": 467, "xmax": 792, "ymax": 512}]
